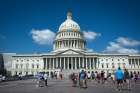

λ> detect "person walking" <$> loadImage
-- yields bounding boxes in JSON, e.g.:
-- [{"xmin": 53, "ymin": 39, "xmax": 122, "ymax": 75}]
[
  {"xmin": 87, "ymin": 71, "xmax": 91, "ymax": 79},
  {"xmin": 59, "ymin": 71, "xmax": 63, "ymax": 80},
  {"xmin": 91, "ymin": 71, "xmax": 95, "ymax": 80},
  {"xmin": 124, "ymin": 69, "xmax": 131, "ymax": 90},
  {"xmin": 36, "ymin": 72, "xmax": 44, "ymax": 87},
  {"xmin": 104, "ymin": 72, "xmax": 108, "ymax": 83},
  {"xmin": 44, "ymin": 73, "xmax": 48, "ymax": 86},
  {"xmin": 79, "ymin": 70, "xmax": 87, "ymax": 88},
  {"xmin": 101, "ymin": 71, "xmax": 105, "ymax": 84},
  {"xmin": 71, "ymin": 73, "xmax": 78, "ymax": 87},
  {"xmin": 134, "ymin": 71, "xmax": 138, "ymax": 83},
  {"xmin": 97, "ymin": 72, "xmax": 100, "ymax": 83},
  {"xmin": 138, "ymin": 71, "xmax": 140, "ymax": 80},
  {"xmin": 115, "ymin": 67, "xmax": 124, "ymax": 91}
]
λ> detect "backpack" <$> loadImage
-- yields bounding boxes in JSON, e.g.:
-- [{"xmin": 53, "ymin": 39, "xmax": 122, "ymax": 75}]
[{"xmin": 80, "ymin": 72, "xmax": 86, "ymax": 79}]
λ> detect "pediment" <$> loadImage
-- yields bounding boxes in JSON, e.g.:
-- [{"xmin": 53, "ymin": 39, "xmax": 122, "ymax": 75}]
[
  {"xmin": 62, "ymin": 50, "xmax": 79, "ymax": 54},
  {"xmin": 56, "ymin": 49, "xmax": 84, "ymax": 55}
]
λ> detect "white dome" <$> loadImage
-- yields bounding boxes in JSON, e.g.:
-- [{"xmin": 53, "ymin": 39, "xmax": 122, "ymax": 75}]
[
  {"xmin": 53, "ymin": 11, "xmax": 86, "ymax": 52},
  {"xmin": 59, "ymin": 12, "xmax": 80, "ymax": 31}
]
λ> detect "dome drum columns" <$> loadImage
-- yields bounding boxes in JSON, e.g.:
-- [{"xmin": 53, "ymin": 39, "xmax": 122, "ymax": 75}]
[{"xmin": 53, "ymin": 39, "xmax": 85, "ymax": 50}]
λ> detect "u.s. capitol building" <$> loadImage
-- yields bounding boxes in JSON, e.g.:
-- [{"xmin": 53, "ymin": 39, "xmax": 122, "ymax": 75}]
[{"xmin": 5, "ymin": 12, "xmax": 140, "ymax": 77}]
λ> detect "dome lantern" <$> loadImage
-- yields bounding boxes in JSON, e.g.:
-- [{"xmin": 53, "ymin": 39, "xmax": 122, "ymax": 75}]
[{"xmin": 67, "ymin": 11, "xmax": 72, "ymax": 19}]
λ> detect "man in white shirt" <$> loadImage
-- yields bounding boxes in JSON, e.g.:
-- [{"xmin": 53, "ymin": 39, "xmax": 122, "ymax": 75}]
[
  {"xmin": 87, "ymin": 71, "xmax": 91, "ymax": 79},
  {"xmin": 44, "ymin": 73, "xmax": 48, "ymax": 86}
]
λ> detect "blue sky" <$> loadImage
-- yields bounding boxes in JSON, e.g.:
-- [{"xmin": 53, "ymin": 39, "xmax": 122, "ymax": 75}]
[{"xmin": 0, "ymin": 0, "xmax": 140, "ymax": 54}]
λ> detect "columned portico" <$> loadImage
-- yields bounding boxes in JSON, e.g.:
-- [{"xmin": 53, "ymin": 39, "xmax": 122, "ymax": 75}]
[{"xmin": 43, "ymin": 56, "xmax": 98, "ymax": 72}]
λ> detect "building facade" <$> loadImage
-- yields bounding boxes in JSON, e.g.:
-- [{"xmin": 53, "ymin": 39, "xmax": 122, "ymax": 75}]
[{"xmin": 10, "ymin": 12, "xmax": 140, "ymax": 77}]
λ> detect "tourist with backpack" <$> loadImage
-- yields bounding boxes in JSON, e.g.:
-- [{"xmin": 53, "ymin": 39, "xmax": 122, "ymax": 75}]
[
  {"xmin": 124, "ymin": 69, "xmax": 131, "ymax": 90},
  {"xmin": 79, "ymin": 70, "xmax": 87, "ymax": 88},
  {"xmin": 115, "ymin": 67, "xmax": 124, "ymax": 91}
]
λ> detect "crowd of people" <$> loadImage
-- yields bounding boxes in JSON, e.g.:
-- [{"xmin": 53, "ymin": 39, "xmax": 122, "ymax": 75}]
[
  {"xmin": 69, "ymin": 68, "xmax": 140, "ymax": 91},
  {"xmin": 34, "ymin": 68, "xmax": 140, "ymax": 91},
  {"xmin": 35, "ymin": 71, "xmax": 63, "ymax": 87}
]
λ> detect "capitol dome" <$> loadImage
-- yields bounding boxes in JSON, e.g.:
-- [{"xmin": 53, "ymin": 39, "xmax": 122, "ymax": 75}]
[
  {"xmin": 59, "ymin": 11, "xmax": 80, "ymax": 32},
  {"xmin": 53, "ymin": 11, "xmax": 86, "ymax": 52}
]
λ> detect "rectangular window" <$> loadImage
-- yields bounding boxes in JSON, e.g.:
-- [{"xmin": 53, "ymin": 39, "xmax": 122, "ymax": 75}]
[
  {"xmin": 16, "ymin": 64, "xmax": 18, "ymax": 69},
  {"xmin": 106, "ymin": 63, "xmax": 108, "ymax": 68},
  {"xmin": 21, "ymin": 64, "xmax": 23, "ymax": 69},
  {"xmin": 102, "ymin": 63, "xmax": 104, "ymax": 68},
  {"xmin": 132, "ymin": 59, "xmax": 134, "ymax": 64},
  {"xmin": 129, "ymin": 59, "xmax": 131, "ymax": 65},
  {"xmin": 135, "ymin": 59, "xmax": 138, "ymax": 65},
  {"xmin": 32, "ymin": 64, "xmax": 34, "ymax": 69},
  {"xmin": 37, "ymin": 64, "xmax": 39, "ymax": 69},
  {"xmin": 112, "ymin": 63, "xmax": 114, "ymax": 68}
]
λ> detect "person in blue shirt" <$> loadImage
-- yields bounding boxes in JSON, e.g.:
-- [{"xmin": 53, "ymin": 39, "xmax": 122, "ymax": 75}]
[
  {"xmin": 79, "ymin": 70, "xmax": 87, "ymax": 88},
  {"xmin": 115, "ymin": 67, "xmax": 124, "ymax": 91}
]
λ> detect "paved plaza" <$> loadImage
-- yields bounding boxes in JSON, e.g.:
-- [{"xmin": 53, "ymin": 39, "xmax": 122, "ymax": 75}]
[{"xmin": 0, "ymin": 79, "xmax": 140, "ymax": 93}]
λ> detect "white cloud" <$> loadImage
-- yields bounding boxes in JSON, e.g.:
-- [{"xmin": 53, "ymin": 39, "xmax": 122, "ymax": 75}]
[
  {"xmin": 117, "ymin": 37, "xmax": 140, "ymax": 47},
  {"xmin": 117, "ymin": 48, "xmax": 139, "ymax": 54},
  {"xmin": 104, "ymin": 37, "xmax": 140, "ymax": 54},
  {"xmin": 30, "ymin": 29, "xmax": 56, "ymax": 45},
  {"xmin": 83, "ymin": 31, "xmax": 101, "ymax": 40}
]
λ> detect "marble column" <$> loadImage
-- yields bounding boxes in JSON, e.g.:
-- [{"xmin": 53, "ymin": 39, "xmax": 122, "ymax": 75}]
[
  {"xmin": 64, "ymin": 57, "xmax": 65, "ymax": 69},
  {"xmin": 49, "ymin": 58, "xmax": 51, "ymax": 69},
  {"xmin": 79, "ymin": 57, "xmax": 80, "ymax": 69},
  {"xmin": 75, "ymin": 57, "xmax": 77, "ymax": 69},
  {"xmin": 70, "ymin": 40, "xmax": 72, "ymax": 48},
  {"xmin": 86, "ymin": 57, "xmax": 87, "ymax": 69},
  {"xmin": 60, "ymin": 57, "xmax": 62, "ymax": 69},
  {"xmin": 45, "ymin": 58, "xmax": 48, "ymax": 69},
  {"xmin": 74, "ymin": 40, "xmax": 75, "ymax": 48},
  {"xmin": 53, "ymin": 58, "xmax": 54, "ymax": 69},
  {"xmin": 70, "ymin": 57, "xmax": 73, "ymax": 69},
  {"xmin": 138, "ymin": 59, "xmax": 140, "ymax": 68},
  {"xmin": 90, "ymin": 58, "xmax": 91, "ymax": 69},
  {"xmin": 68, "ymin": 57, "xmax": 69, "ymax": 70},
  {"xmin": 82, "ymin": 57, "xmax": 84, "ymax": 68},
  {"xmin": 56, "ymin": 57, "xmax": 58, "ymax": 69}
]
